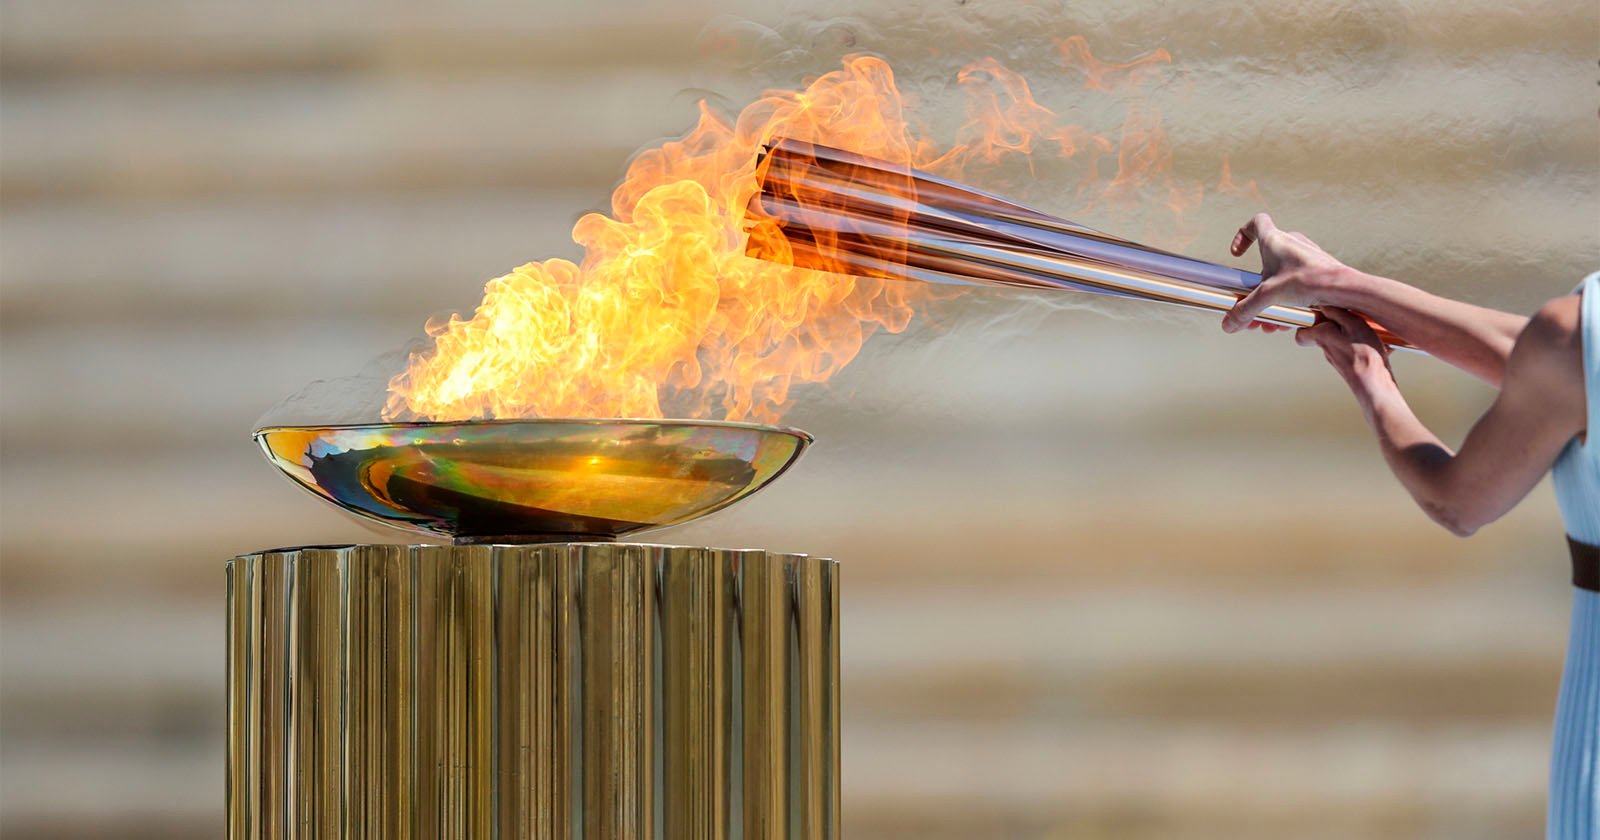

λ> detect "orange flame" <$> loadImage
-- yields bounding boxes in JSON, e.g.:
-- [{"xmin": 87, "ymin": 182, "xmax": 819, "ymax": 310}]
[{"xmin": 385, "ymin": 44, "xmax": 1229, "ymax": 424}]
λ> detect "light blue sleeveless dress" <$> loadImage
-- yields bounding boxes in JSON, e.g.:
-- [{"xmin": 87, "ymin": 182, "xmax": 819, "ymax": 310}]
[{"xmin": 1547, "ymin": 270, "xmax": 1600, "ymax": 838}]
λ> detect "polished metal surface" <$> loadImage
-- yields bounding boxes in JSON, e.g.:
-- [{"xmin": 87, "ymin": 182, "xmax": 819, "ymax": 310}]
[
  {"xmin": 760, "ymin": 193, "xmax": 1325, "ymax": 327},
  {"xmin": 227, "ymin": 543, "xmax": 840, "ymax": 839},
  {"xmin": 758, "ymin": 137, "xmax": 1262, "ymax": 293},
  {"xmin": 253, "ymin": 419, "xmax": 812, "ymax": 543},
  {"xmin": 748, "ymin": 138, "xmax": 1415, "ymax": 350}
]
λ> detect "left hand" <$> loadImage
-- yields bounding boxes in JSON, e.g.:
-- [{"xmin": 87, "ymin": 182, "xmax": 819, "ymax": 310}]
[
  {"xmin": 1296, "ymin": 306, "xmax": 1396, "ymax": 396},
  {"xmin": 1222, "ymin": 213, "xmax": 1353, "ymax": 335}
]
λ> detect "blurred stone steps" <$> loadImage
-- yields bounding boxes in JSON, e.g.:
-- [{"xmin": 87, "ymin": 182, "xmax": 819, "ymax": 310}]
[
  {"xmin": 849, "ymin": 656, "xmax": 1564, "ymax": 726},
  {"xmin": 0, "ymin": 320, "xmax": 411, "ymax": 456},
  {"xmin": 843, "ymin": 720, "xmax": 1551, "ymax": 806},
  {"xmin": 1082, "ymin": 0, "xmax": 1595, "ymax": 60},
  {"xmin": 3, "ymin": 59, "xmax": 1590, "ymax": 205},
  {"xmin": 843, "ymin": 720, "xmax": 1547, "ymax": 839},
  {"xmin": 2, "ymin": 586, "xmax": 1561, "ymax": 836},
  {"xmin": 0, "ymin": 72, "xmax": 694, "ymax": 202},
  {"xmin": 3, "ymin": 0, "xmax": 1589, "ymax": 78},
  {"xmin": 0, "ymin": 191, "xmax": 595, "ymax": 323},
  {"xmin": 2, "ymin": 742, "xmax": 218, "ymax": 840},
  {"xmin": 0, "ymin": 0, "xmax": 722, "ymax": 76}
]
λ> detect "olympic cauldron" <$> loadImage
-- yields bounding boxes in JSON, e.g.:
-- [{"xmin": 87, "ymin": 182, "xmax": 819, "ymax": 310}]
[{"xmin": 231, "ymin": 418, "xmax": 839, "ymax": 838}]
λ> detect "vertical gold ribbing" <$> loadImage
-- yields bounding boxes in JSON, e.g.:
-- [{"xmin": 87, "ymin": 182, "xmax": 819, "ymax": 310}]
[
  {"xmin": 661, "ymin": 547, "xmax": 732, "ymax": 839},
  {"xmin": 460, "ymin": 547, "xmax": 497, "ymax": 837},
  {"xmin": 740, "ymin": 548, "xmax": 790, "ymax": 837},
  {"xmin": 792, "ymin": 557, "xmax": 838, "ymax": 840},
  {"xmin": 343, "ymin": 543, "xmax": 410, "ymax": 838},
  {"xmin": 342, "ymin": 546, "xmax": 370, "ymax": 836},
  {"xmin": 413, "ymin": 544, "xmax": 497, "ymax": 837},
  {"xmin": 385, "ymin": 545, "xmax": 415, "ymax": 839},
  {"xmin": 287, "ymin": 547, "xmax": 344, "ymax": 836},
  {"xmin": 580, "ymin": 544, "xmax": 655, "ymax": 838},
  {"xmin": 227, "ymin": 543, "xmax": 836, "ymax": 839},
  {"xmin": 493, "ymin": 546, "xmax": 530, "ymax": 836},
  {"xmin": 551, "ymin": 546, "xmax": 580, "ymax": 838},
  {"xmin": 826, "ymin": 561, "xmax": 841, "ymax": 837},
  {"xmin": 256, "ymin": 551, "xmax": 291, "ymax": 839},
  {"xmin": 341, "ymin": 549, "xmax": 369, "ymax": 836},
  {"xmin": 490, "ymin": 544, "xmax": 578, "ymax": 839},
  {"xmin": 225, "ymin": 554, "xmax": 253, "ymax": 840},
  {"xmin": 411, "ymin": 547, "xmax": 443, "ymax": 834},
  {"xmin": 428, "ymin": 544, "xmax": 496, "ymax": 838}
]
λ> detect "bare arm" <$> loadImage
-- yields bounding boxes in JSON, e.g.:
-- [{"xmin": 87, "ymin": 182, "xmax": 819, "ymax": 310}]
[
  {"xmin": 1322, "ymin": 273, "xmax": 1529, "ymax": 386},
  {"xmin": 1220, "ymin": 214, "xmax": 1528, "ymax": 386},
  {"xmin": 1297, "ymin": 302, "xmax": 1584, "ymax": 536}
]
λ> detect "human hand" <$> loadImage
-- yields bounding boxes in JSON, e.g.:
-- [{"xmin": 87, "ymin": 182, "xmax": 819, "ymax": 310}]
[
  {"xmin": 1295, "ymin": 306, "xmax": 1396, "ymax": 397},
  {"xmin": 1220, "ymin": 213, "xmax": 1352, "ymax": 334}
]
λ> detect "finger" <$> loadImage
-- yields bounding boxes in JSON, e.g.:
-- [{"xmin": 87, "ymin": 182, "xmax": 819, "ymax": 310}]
[
  {"xmin": 1230, "ymin": 212, "xmax": 1279, "ymax": 257},
  {"xmin": 1294, "ymin": 321, "xmax": 1337, "ymax": 348},
  {"xmin": 1221, "ymin": 281, "xmax": 1280, "ymax": 333},
  {"xmin": 1319, "ymin": 307, "xmax": 1386, "ymax": 348},
  {"xmin": 1318, "ymin": 306, "xmax": 1363, "ymax": 330},
  {"xmin": 1230, "ymin": 229, "xmax": 1252, "ymax": 257}
]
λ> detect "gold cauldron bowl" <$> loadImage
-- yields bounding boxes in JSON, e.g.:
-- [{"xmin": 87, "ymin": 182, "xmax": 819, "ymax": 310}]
[{"xmin": 254, "ymin": 418, "xmax": 812, "ymax": 543}]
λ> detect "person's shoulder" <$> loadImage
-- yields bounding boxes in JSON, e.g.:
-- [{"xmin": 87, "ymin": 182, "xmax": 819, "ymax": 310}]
[
  {"xmin": 1507, "ymin": 294, "xmax": 1583, "ymax": 399},
  {"xmin": 1521, "ymin": 295, "xmax": 1581, "ymax": 356}
]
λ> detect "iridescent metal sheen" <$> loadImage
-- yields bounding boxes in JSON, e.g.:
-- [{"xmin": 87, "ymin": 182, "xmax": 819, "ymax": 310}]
[{"xmin": 253, "ymin": 419, "xmax": 812, "ymax": 542}]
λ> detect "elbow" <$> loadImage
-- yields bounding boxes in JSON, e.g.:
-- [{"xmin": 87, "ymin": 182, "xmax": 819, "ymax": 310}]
[
  {"xmin": 1420, "ymin": 498, "xmax": 1487, "ymax": 538},
  {"xmin": 1408, "ymin": 457, "xmax": 1497, "ymax": 537},
  {"xmin": 1438, "ymin": 516, "xmax": 1480, "ymax": 539}
]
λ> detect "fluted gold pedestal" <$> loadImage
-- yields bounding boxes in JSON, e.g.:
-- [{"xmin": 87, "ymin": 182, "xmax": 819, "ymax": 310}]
[{"xmin": 226, "ymin": 543, "xmax": 839, "ymax": 839}]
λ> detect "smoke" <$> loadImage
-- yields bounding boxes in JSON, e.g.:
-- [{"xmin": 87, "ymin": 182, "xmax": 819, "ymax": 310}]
[{"xmin": 256, "ymin": 350, "xmax": 410, "ymax": 430}]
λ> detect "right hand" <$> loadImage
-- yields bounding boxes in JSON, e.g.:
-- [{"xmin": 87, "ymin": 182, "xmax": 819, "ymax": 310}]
[{"xmin": 1220, "ymin": 213, "xmax": 1351, "ymax": 334}]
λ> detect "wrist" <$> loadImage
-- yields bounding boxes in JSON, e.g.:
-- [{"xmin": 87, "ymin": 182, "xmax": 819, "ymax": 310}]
[
  {"xmin": 1319, "ymin": 265, "xmax": 1378, "ymax": 309},
  {"xmin": 1354, "ymin": 364, "xmax": 1402, "ymax": 411}
]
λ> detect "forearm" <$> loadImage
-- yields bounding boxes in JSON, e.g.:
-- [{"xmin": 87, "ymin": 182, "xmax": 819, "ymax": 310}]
[
  {"xmin": 1321, "ymin": 299, "xmax": 1582, "ymax": 539},
  {"xmin": 1358, "ymin": 384, "xmax": 1473, "ymax": 535},
  {"xmin": 1327, "ymin": 269, "xmax": 1526, "ymax": 386}
]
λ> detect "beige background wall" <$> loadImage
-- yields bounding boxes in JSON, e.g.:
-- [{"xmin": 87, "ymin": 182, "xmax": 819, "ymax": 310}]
[{"xmin": 3, "ymin": 1, "xmax": 1597, "ymax": 837}]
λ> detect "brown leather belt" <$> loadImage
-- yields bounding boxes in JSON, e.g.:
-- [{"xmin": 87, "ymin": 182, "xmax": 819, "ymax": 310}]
[{"xmin": 1570, "ymin": 536, "xmax": 1600, "ymax": 592}]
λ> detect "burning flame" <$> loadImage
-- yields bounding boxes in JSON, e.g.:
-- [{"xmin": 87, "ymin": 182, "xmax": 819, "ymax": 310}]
[{"xmin": 385, "ymin": 43, "xmax": 1220, "ymax": 424}]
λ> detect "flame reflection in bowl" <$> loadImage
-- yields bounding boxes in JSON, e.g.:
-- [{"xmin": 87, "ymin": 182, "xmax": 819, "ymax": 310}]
[{"xmin": 254, "ymin": 419, "xmax": 812, "ymax": 542}]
